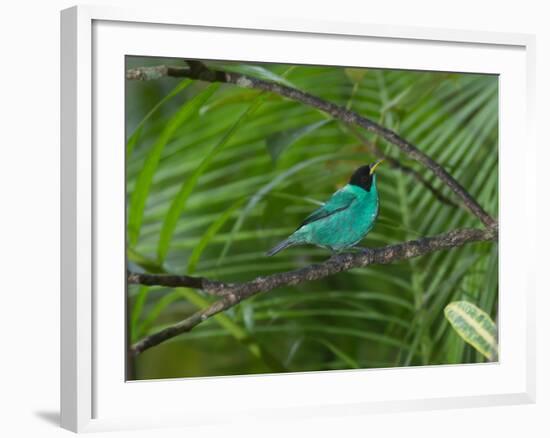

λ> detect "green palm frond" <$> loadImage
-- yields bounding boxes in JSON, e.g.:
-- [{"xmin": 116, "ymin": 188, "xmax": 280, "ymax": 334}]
[{"xmin": 126, "ymin": 58, "xmax": 498, "ymax": 379}]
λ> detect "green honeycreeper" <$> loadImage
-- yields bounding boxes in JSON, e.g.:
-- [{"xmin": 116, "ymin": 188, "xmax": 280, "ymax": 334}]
[{"xmin": 266, "ymin": 160, "xmax": 383, "ymax": 256}]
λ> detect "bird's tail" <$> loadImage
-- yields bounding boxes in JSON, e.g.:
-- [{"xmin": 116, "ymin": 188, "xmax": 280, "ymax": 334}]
[{"xmin": 266, "ymin": 238, "xmax": 296, "ymax": 257}]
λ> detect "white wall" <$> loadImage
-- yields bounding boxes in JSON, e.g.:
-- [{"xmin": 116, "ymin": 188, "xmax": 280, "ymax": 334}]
[{"xmin": 1, "ymin": 1, "xmax": 546, "ymax": 436}]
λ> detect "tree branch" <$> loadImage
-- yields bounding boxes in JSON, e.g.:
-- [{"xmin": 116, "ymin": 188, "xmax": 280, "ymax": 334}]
[
  {"xmin": 130, "ymin": 226, "xmax": 497, "ymax": 356},
  {"xmin": 127, "ymin": 272, "xmax": 235, "ymax": 296},
  {"xmin": 126, "ymin": 62, "xmax": 496, "ymax": 228}
]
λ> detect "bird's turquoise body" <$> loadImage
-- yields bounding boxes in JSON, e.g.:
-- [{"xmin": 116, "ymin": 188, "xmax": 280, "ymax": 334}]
[
  {"xmin": 267, "ymin": 164, "xmax": 381, "ymax": 256},
  {"xmin": 291, "ymin": 182, "xmax": 379, "ymax": 251}
]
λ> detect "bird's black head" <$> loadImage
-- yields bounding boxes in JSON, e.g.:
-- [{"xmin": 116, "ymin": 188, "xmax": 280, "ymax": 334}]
[{"xmin": 349, "ymin": 160, "xmax": 384, "ymax": 192}]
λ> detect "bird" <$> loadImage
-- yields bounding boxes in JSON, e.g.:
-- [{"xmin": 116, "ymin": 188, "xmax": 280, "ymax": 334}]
[{"xmin": 266, "ymin": 160, "xmax": 383, "ymax": 256}]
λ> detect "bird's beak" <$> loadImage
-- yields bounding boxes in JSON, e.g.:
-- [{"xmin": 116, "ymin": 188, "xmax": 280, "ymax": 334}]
[{"xmin": 369, "ymin": 159, "xmax": 384, "ymax": 175}]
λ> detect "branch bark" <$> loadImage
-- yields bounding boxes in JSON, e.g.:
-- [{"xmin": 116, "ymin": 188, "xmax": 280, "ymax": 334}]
[
  {"xmin": 126, "ymin": 62, "xmax": 496, "ymax": 228},
  {"xmin": 130, "ymin": 226, "xmax": 497, "ymax": 356},
  {"xmin": 127, "ymin": 272, "xmax": 234, "ymax": 296}
]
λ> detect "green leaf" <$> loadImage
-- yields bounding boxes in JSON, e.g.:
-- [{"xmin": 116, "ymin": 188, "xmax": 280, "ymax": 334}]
[
  {"xmin": 444, "ymin": 301, "xmax": 498, "ymax": 361},
  {"xmin": 127, "ymin": 83, "xmax": 219, "ymax": 247},
  {"xmin": 130, "ymin": 286, "xmax": 150, "ymax": 341},
  {"xmin": 215, "ymin": 64, "xmax": 296, "ymax": 87},
  {"xmin": 126, "ymin": 79, "xmax": 192, "ymax": 159},
  {"xmin": 174, "ymin": 288, "xmax": 286, "ymax": 372},
  {"xmin": 186, "ymin": 198, "xmax": 245, "ymax": 274},
  {"xmin": 156, "ymin": 93, "xmax": 265, "ymax": 264},
  {"xmin": 199, "ymin": 90, "xmax": 278, "ymax": 115},
  {"xmin": 127, "ymin": 247, "xmax": 165, "ymax": 273},
  {"xmin": 267, "ymin": 191, "xmax": 325, "ymax": 207},
  {"xmin": 249, "ymin": 308, "xmax": 409, "ymax": 329},
  {"xmin": 312, "ymin": 338, "xmax": 360, "ymax": 369},
  {"xmin": 126, "ymin": 125, "xmax": 143, "ymax": 161},
  {"xmin": 137, "ymin": 289, "xmax": 186, "ymax": 338},
  {"xmin": 380, "ymin": 86, "xmax": 412, "ymax": 113},
  {"xmin": 253, "ymin": 290, "xmax": 414, "ymax": 311},
  {"xmin": 345, "ymin": 68, "xmax": 367, "ymax": 84},
  {"xmin": 266, "ymin": 119, "xmax": 330, "ymax": 162},
  {"xmin": 242, "ymin": 304, "xmax": 255, "ymax": 332}
]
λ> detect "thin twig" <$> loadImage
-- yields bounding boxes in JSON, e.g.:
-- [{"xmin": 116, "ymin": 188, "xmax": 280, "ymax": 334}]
[
  {"xmin": 130, "ymin": 226, "xmax": 497, "ymax": 355},
  {"xmin": 347, "ymin": 126, "xmax": 459, "ymax": 208},
  {"xmin": 126, "ymin": 62, "xmax": 496, "ymax": 228}
]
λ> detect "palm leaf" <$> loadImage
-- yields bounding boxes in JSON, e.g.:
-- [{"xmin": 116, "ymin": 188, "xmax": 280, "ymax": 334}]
[{"xmin": 127, "ymin": 83, "xmax": 219, "ymax": 246}]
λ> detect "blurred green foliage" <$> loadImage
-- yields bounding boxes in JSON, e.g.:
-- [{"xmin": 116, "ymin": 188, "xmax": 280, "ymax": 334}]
[{"xmin": 126, "ymin": 56, "xmax": 498, "ymax": 379}]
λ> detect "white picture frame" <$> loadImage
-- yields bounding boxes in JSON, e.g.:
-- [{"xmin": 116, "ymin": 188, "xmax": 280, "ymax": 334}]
[{"xmin": 60, "ymin": 4, "xmax": 536, "ymax": 433}]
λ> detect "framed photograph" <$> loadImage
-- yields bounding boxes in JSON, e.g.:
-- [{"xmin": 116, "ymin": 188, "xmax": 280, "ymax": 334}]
[{"xmin": 61, "ymin": 5, "xmax": 536, "ymax": 432}]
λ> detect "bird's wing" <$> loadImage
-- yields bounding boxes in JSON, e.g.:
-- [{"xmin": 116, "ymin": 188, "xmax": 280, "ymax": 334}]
[{"xmin": 297, "ymin": 189, "xmax": 357, "ymax": 229}]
